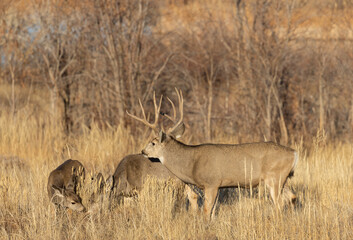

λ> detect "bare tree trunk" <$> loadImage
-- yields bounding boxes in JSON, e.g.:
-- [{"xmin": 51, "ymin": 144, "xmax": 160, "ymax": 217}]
[
  {"xmin": 128, "ymin": 0, "xmax": 145, "ymax": 110},
  {"xmin": 264, "ymin": 85, "xmax": 272, "ymax": 140},
  {"xmin": 103, "ymin": 28, "xmax": 125, "ymax": 124},
  {"xmin": 206, "ymin": 78, "xmax": 213, "ymax": 141},
  {"xmin": 319, "ymin": 74, "xmax": 325, "ymax": 132},
  {"xmin": 9, "ymin": 63, "xmax": 16, "ymax": 119},
  {"xmin": 50, "ymin": 85, "xmax": 58, "ymax": 117},
  {"xmin": 350, "ymin": 96, "xmax": 353, "ymax": 135},
  {"xmin": 275, "ymin": 95, "xmax": 288, "ymax": 145},
  {"xmin": 318, "ymin": 55, "xmax": 326, "ymax": 132}
]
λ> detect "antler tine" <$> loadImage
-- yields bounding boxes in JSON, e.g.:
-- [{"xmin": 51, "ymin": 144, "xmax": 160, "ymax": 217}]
[
  {"xmin": 138, "ymin": 98, "xmax": 147, "ymax": 120},
  {"xmin": 161, "ymin": 121, "xmax": 166, "ymax": 133},
  {"xmin": 166, "ymin": 88, "xmax": 184, "ymax": 134},
  {"xmin": 176, "ymin": 88, "xmax": 184, "ymax": 126},
  {"xmin": 163, "ymin": 97, "xmax": 176, "ymax": 122},
  {"xmin": 152, "ymin": 92, "xmax": 163, "ymax": 126},
  {"xmin": 126, "ymin": 91, "xmax": 163, "ymax": 132}
]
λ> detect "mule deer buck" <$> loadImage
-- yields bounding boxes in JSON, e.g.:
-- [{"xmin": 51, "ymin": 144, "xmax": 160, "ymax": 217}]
[
  {"xmin": 47, "ymin": 159, "xmax": 86, "ymax": 212},
  {"xmin": 127, "ymin": 89, "xmax": 298, "ymax": 218},
  {"xmin": 109, "ymin": 154, "xmax": 199, "ymax": 210}
]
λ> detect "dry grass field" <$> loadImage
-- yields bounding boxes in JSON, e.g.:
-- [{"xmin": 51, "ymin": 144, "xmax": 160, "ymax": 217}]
[{"xmin": 1, "ymin": 109, "xmax": 353, "ymax": 239}]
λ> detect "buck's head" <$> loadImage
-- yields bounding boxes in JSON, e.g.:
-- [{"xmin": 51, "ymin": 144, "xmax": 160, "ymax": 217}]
[
  {"xmin": 142, "ymin": 122, "xmax": 185, "ymax": 161},
  {"xmin": 127, "ymin": 88, "xmax": 185, "ymax": 162},
  {"xmin": 52, "ymin": 185, "xmax": 86, "ymax": 212}
]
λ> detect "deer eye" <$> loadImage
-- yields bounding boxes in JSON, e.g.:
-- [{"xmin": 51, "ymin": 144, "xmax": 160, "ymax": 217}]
[
  {"xmin": 71, "ymin": 202, "xmax": 76, "ymax": 205},
  {"xmin": 152, "ymin": 142, "xmax": 155, "ymax": 146}
]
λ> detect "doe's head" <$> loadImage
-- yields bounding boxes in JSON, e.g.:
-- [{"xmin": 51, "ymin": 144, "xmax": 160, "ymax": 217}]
[{"xmin": 52, "ymin": 186, "xmax": 86, "ymax": 212}]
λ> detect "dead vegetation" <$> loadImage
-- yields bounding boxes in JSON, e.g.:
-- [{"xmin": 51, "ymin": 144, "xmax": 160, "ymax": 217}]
[{"xmin": 0, "ymin": 117, "xmax": 353, "ymax": 238}]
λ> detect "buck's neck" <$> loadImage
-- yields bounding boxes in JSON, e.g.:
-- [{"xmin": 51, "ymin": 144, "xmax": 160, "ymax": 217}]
[{"xmin": 160, "ymin": 138, "xmax": 196, "ymax": 184}]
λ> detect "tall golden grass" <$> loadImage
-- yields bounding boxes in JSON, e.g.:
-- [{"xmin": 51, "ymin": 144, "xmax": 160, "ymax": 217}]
[{"xmin": 1, "ymin": 110, "xmax": 353, "ymax": 239}]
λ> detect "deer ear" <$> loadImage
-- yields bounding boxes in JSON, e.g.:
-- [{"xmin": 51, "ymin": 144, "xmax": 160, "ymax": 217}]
[
  {"xmin": 96, "ymin": 172, "xmax": 104, "ymax": 181},
  {"xmin": 159, "ymin": 131, "xmax": 168, "ymax": 143},
  {"xmin": 52, "ymin": 186, "xmax": 64, "ymax": 197},
  {"xmin": 96, "ymin": 173, "xmax": 105, "ymax": 190},
  {"xmin": 170, "ymin": 122, "xmax": 185, "ymax": 139},
  {"xmin": 106, "ymin": 175, "xmax": 114, "ymax": 191}
]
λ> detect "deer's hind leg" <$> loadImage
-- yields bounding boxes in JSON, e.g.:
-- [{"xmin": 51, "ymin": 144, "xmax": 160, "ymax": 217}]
[
  {"xmin": 264, "ymin": 178, "xmax": 281, "ymax": 208},
  {"xmin": 265, "ymin": 175, "xmax": 295, "ymax": 208}
]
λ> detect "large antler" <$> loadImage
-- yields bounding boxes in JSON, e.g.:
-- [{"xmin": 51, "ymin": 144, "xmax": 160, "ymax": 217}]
[
  {"xmin": 126, "ymin": 92, "xmax": 163, "ymax": 133},
  {"xmin": 163, "ymin": 88, "xmax": 184, "ymax": 135}
]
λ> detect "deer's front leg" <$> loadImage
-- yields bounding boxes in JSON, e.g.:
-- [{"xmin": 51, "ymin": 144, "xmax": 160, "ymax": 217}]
[{"xmin": 203, "ymin": 187, "xmax": 219, "ymax": 219}]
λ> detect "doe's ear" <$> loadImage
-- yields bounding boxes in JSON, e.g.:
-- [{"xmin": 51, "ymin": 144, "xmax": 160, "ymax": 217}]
[
  {"xmin": 96, "ymin": 172, "xmax": 105, "ymax": 190},
  {"xmin": 106, "ymin": 175, "xmax": 114, "ymax": 191},
  {"xmin": 96, "ymin": 172, "xmax": 104, "ymax": 182},
  {"xmin": 52, "ymin": 186, "xmax": 64, "ymax": 197}
]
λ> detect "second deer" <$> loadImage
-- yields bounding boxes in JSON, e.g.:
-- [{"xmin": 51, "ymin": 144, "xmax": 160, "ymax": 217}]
[{"xmin": 109, "ymin": 153, "xmax": 199, "ymax": 210}]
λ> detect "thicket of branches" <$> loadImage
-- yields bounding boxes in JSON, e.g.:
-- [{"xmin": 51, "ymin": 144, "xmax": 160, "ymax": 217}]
[{"xmin": 1, "ymin": 0, "xmax": 353, "ymax": 144}]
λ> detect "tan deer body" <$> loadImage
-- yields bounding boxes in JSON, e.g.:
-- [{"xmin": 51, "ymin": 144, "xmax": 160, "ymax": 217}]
[
  {"xmin": 149, "ymin": 141, "xmax": 296, "ymax": 188},
  {"xmin": 143, "ymin": 136, "xmax": 297, "ymax": 216},
  {"xmin": 127, "ymin": 88, "xmax": 298, "ymax": 218},
  {"xmin": 110, "ymin": 154, "xmax": 198, "ymax": 209},
  {"xmin": 47, "ymin": 159, "xmax": 86, "ymax": 212}
]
